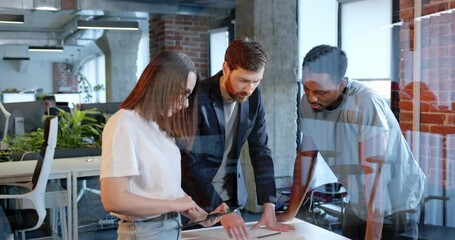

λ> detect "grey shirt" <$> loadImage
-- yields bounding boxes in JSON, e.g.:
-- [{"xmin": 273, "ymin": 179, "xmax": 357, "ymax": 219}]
[
  {"xmin": 299, "ymin": 79, "xmax": 425, "ymax": 219},
  {"xmin": 212, "ymin": 84, "xmax": 239, "ymax": 202}
]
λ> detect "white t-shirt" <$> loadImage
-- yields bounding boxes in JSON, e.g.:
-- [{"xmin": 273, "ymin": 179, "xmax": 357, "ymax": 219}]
[
  {"xmin": 100, "ymin": 109, "xmax": 185, "ymax": 221},
  {"xmin": 299, "ymin": 80, "xmax": 425, "ymax": 219}
]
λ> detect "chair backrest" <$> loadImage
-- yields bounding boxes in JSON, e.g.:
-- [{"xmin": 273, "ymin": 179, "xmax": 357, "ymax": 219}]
[{"xmin": 31, "ymin": 116, "xmax": 58, "ymax": 190}]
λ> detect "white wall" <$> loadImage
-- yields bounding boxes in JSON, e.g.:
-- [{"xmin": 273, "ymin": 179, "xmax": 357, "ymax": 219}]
[
  {"xmin": 0, "ymin": 60, "xmax": 53, "ymax": 94},
  {"xmin": 299, "ymin": 0, "xmax": 338, "ymax": 79},
  {"xmin": 209, "ymin": 28, "xmax": 229, "ymax": 76},
  {"xmin": 341, "ymin": 0, "xmax": 392, "ymax": 79}
]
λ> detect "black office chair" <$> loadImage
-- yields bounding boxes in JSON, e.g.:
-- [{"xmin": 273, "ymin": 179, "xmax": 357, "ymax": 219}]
[
  {"xmin": 310, "ymin": 182, "xmax": 347, "ymax": 230},
  {"xmin": 0, "ymin": 117, "xmax": 58, "ymax": 240}
]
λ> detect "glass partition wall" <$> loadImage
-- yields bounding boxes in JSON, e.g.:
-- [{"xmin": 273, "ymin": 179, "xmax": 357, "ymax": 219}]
[
  {"xmin": 299, "ymin": 0, "xmax": 455, "ymax": 234},
  {"xmin": 398, "ymin": 0, "xmax": 455, "ymax": 228}
]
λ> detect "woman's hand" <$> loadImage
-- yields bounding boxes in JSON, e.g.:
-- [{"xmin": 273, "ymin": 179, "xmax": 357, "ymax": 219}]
[{"xmin": 173, "ymin": 195, "xmax": 197, "ymax": 212}]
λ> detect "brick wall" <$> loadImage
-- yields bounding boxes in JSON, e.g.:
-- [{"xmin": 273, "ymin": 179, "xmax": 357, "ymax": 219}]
[
  {"xmin": 149, "ymin": 15, "xmax": 209, "ymax": 79},
  {"xmin": 399, "ymin": 0, "xmax": 455, "ymax": 134},
  {"xmin": 52, "ymin": 62, "xmax": 77, "ymax": 93},
  {"xmin": 399, "ymin": 0, "xmax": 455, "ymax": 213}
]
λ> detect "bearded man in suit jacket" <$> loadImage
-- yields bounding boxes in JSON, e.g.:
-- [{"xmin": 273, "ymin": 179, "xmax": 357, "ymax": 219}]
[{"xmin": 181, "ymin": 39, "xmax": 294, "ymax": 240}]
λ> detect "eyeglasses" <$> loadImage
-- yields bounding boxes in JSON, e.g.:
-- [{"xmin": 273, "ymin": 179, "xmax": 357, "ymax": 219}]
[{"xmin": 180, "ymin": 88, "xmax": 194, "ymax": 103}]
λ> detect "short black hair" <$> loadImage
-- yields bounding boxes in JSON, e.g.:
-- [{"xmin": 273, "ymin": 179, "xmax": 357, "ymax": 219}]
[
  {"xmin": 43, "ymin": 95, "xmax": 56, "ymax": 102},
  {"xmin": 302, "ymin": 45, "xmax": 348, "ymax": 82}
]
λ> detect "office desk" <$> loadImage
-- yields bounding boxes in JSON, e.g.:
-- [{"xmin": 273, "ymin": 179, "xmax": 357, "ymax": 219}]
[
  {"xmin": 0, "ymin": 156, "xmax": 102, "ymax": 240},
  {"xmin": 0, "ymin": 159, "xmax": 72, "ymax": 240},
  {"xmin": 53, "ymin": 156, "xmax": 101, "ymax": 240},
  {"xmin": 182, "ymin": 218, "xmax": 350, "ymax": 240}
]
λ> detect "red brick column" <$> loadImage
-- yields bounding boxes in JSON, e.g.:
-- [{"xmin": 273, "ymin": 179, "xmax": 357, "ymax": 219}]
[
  {"xmin": 52, "ymin": 62, "xmax": 77, "ymax": 93},
  {"xmin": 399, "ymin": 0, "xmax": 455, "ymax": 135},
  {"xmin": 149, "ymin": 15, "xmax": 209, "ymax": 79}
]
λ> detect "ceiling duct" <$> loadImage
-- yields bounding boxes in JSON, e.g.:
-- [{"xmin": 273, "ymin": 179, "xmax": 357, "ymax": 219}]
[
  {"xmin": 0, "ymin": 0, "xmax": 235, "ymax": 62},
  {"xmin": 0, "ymin": 32, "xmax": 61, "ymax": 46}
]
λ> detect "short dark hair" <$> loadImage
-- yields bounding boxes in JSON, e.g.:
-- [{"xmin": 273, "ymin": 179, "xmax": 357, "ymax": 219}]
[
  {"xmin": 302, "ymin": 45, "xmax": 348, "ymax": 82},
  {"xmin": 224, "ymin": 38, "xmax": 269, "ymax": 72},
  {"xmin": 43, "ymin": 95, "xmax": 56, "ymax": 102}
]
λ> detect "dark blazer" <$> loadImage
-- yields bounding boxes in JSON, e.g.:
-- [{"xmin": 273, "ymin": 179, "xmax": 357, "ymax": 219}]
[{"xmin": 181, "ymin": 71, "xmax": 277, "ymax": 212}]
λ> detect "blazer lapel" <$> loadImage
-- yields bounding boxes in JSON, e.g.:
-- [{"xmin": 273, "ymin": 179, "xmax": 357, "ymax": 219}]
[
  {"xmin": 213, "ymin": 100, "xmax": 225, "ymax": 144},
  {"xmin": 208, "ymin": 76, "xmax": 226, "ymax": 145},
  {"xmin": 234, "ymin": 100, "xmax": 249, "ymax": 154}
]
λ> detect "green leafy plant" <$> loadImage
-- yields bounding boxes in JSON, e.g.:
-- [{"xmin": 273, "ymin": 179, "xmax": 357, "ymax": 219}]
[
  {"xmin": 75, "ymin": 69, "xmax": 105, "ymax": 103},
  {"xmin": 1, "ymin": 129, "xmax": 44, "ymax": 162},
  {"xmin": 5, "ymin": 107, "xmax": 105, "ymax": 160},
  {"xmin": 10, "ymin": 129, "xmax": 44, "ymax": 153},
  {"xmin": 53, "ymin": 107, "xmax": 104, "ymax": 149}
]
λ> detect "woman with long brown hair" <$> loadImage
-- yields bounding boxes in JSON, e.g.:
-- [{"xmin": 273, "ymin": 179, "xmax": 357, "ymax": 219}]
[{"xmin": 100, "ymin": 51, "xmax": 205, "ymax": 239}]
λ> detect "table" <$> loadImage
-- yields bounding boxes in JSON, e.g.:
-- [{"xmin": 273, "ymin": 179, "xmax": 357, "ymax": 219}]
[
  {"xmin": 52, "ymin": 156, "xmax": 101, "ymax": 240},
  {"xmin": 0, "ymin": 159, "xmax": 72, "ymax": 240},
  {"xmin": 182, "ymin": 218, "xmax": 350, "ymax": 240},
  {"xmin": 0, "ymin": 156, "xmax": 102, "ymax": 240}
]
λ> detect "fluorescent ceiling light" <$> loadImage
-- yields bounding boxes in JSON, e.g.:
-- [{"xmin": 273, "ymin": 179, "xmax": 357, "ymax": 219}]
[
  {"xmin": 28, "ymin": 46, "xmax": 64, "ymax": 52},
  {"xmin": 34, "ymin": 0, "xmax": 59, "ymax": 11},
  {"xmin": 0, "ymin": 14, "xmax": 24, "ymax": 24},
  {"xmin": 35, "ymin": 6, "xmax": 58, "ymax": 11},
  {"xmin": 77, "ymin": 19, "xmax": 139, "ymax": 30}
]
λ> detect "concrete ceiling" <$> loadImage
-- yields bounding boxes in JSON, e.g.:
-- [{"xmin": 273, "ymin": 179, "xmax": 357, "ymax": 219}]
[{"xmin": 0, "ymin": 0, "xmax": 235, "ymax": 63}]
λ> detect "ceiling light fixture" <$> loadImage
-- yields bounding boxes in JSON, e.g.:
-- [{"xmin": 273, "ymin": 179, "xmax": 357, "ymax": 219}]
[
  {"xmin": 0, "ymin": 14, "xmax": 25, "ymax": 24},
  {"xmin": 3, "ymin": 57, "xmax": 30, "ymax": 61},
  {"xmin": 76, "ymin": 19, "xmax": 139, "ymax": 30},
  {"xmin": 28, "ymin": 46, "xmax": 64, "ymax": 52},
  {"xmin": 34, "ymin": 0, "xmax": 59, "ymax": 11}
]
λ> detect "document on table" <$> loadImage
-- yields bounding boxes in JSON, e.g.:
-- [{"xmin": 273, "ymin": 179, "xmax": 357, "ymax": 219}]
[
  {"xmin": 182, "ymin": 226, "xmax": 305, "ymax": 239},
  {"xmin": 181, "ymin": 218, "xmax": 348, "ymax": 240},
  {"xmin": 249, "ymin": 227, "xmax": 305, "ymax": 239}
]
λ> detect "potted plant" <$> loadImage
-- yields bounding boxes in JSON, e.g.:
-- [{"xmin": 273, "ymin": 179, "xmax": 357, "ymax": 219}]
[
  {"xmin": 4, "ymin": 107, "xmax": 105, "ymax": 161},
  {"xmin": 52, "ymin": 107, "xmax": 104, "ymax": 158}
]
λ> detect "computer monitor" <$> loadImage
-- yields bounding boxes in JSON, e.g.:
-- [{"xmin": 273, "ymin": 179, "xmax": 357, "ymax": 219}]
[
  {"xmin": 0, "ymin": 101, "xmax": 45, "ymax": 137},
  {"xmin": 79, "ymin": 102, "xmax": 121, "ymax": 124},
  {"xmin": 78, "ymin": 102, "xmax": 121, "ymax": 114},
  {"xmin": 48, "ymin": 106, "xmax": 72, "ymax": 116},
  {"xmin": 2, "ymin": 93, "xmax": 36, "ymax": 103}
]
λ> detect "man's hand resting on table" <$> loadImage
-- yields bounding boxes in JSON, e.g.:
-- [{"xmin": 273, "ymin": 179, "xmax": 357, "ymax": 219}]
[
  {"xmin": 251, "ymin": 203, "xmax": 295, "ymax": 232},
  {"xmin": 219, "ymin": 202, "xmax": 294, "ymax": 240}
]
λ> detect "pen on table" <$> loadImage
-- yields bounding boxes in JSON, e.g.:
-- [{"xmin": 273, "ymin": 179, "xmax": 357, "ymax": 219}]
[{"xmin": 257, "ymin": 232, "xmax": 281, "ymax": 239}]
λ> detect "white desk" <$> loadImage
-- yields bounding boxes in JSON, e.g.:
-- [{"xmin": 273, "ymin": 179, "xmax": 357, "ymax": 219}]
[
  {"xmin": 182, "ymin": 218, "xmax": 350, "ymax": 240},
  {"xmin": 0, "ymin": 159, "xmax": 72, "ymax": 240},
  {"xmin": 53, "ymin": 156, "xmax": 101, "ymax": 240},
  {"xmin": 0, "ymin": 156, "xmax": 102, "ymax": 240}
]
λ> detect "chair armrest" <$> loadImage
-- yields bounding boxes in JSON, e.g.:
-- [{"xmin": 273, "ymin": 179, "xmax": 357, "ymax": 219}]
[
  {"xmin": 0, "ymin": 182, "xmax": 32, "ymax": 190},
  {"xmin": 0, "ymin": 192, "xmax": 32, "ymax": 200},
  {"xmin": 424, "ymin": 195, "xmax": 450, "ymax": 204}
]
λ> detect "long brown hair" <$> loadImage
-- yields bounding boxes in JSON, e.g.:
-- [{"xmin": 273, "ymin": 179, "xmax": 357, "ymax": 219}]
[{"xmin": 121, "ymin": 51, "xmax": 198, "ymax": 148}]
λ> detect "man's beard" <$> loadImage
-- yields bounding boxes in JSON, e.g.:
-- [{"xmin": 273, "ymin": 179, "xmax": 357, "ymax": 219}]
[{"xmin": 225, "ymin": 74, "xmax": 250, "ymax": 103}]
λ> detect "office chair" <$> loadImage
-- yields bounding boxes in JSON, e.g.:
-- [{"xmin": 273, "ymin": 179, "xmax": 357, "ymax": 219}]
[
  {"xmin": 0, "ymin": 116, "xmax": 58, "ymax": 240},
  {"xmin": 310, "ymin": 182, "xmax": 347, "ymax": 230}
]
